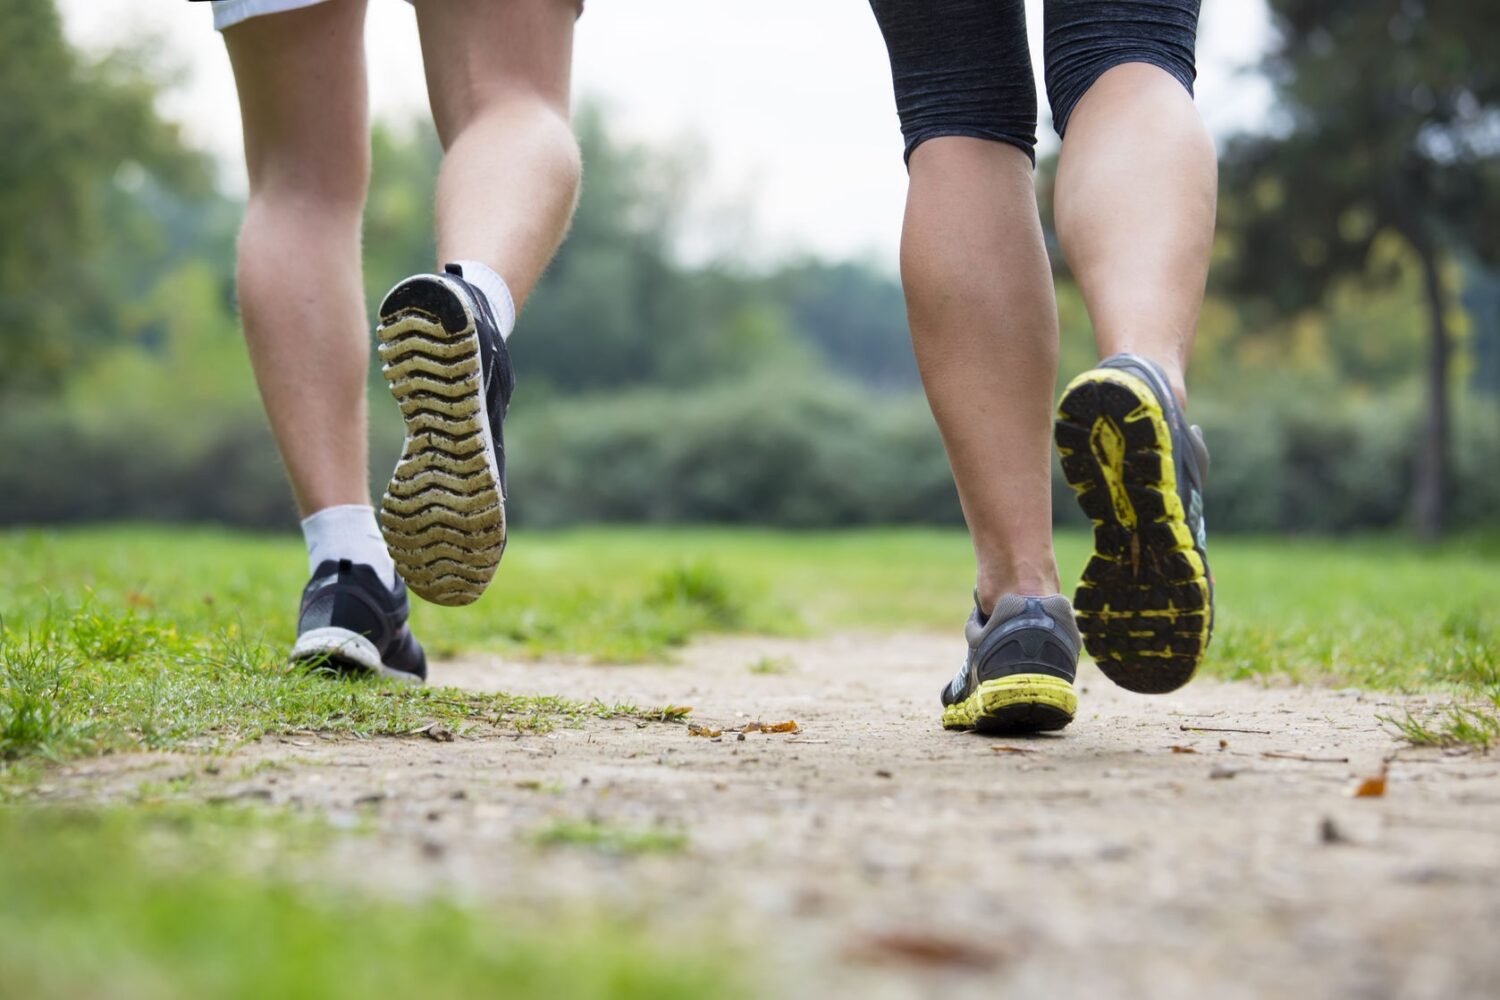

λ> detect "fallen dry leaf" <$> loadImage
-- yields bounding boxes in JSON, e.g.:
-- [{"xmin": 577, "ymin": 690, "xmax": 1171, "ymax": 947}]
[
  {"xmin": 741, "ymin": 720, "xmax": 800, "ymax": 734},
  {"xmin": 845, "ymin": 931, "xmax": 1003, "ymax": 970},
  {"xmin": 687, "ymin": 722, "xmax": 723, "ymax": 738},
  {"xmin": 992, "ymin": 745, "xmax": 1037, "ymax": 755},
  {"xmin": 1170, "ymin": 745, "xmax": 1199, "ymax": 754},
  {"xmin": 1349, "ymin": 774, "xmax": 1387, "ymax": 798}
]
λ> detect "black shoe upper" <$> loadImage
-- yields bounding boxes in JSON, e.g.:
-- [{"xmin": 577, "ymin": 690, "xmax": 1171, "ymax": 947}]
[
  {"xmin": 443, "ymin": 263, "xmax": 515, "ymax": 497},
  {"xmin": 941, "ymin": 595, "xmax": 1081, "ymax": 708},
  {"xmin": 296, "ymin": 559, "xmax": 427, "ymax": 681}
]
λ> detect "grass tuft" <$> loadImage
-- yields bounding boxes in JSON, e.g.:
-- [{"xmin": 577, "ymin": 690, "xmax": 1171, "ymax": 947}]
[
  {"xmin": 646, "ymin": 561, "xmax": 744, "ymax": 629},
  {"xmin": 1384, "ymin": 688, "xmax": 1500, "ymax": 751}
]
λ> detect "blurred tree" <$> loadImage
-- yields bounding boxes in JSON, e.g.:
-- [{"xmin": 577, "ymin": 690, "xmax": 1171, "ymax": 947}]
[
  {"xmin": 0, "ymin": 0, "xmax": 216, "ymax": 394},
  {"xmin": 1218, "ymin": 0, "xmax": 1500, "ymax": 538},
  {"xmin": 767, "ymin": 260, "xmax": 917, "ymax": 389},
  {"xmin": 362, "ymin": 123, "xmax": 443, "ymax": 313}
]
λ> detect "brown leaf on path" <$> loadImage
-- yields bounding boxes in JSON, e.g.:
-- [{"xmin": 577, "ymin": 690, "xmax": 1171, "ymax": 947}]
[
  {"xmin": 1170, "ymin": 745, "xmax": 1199, "ymax": 754},
  {"xmin": 1349, "ymin": 773, "xmax": 1387, "ymax": 798},
  {"xmin": 845, "ymin": 930, "xmax": 1004, "ymax": 970},
  {"xmin": 741, "ymin": 720, "xmax": 800, "ymax": 734},
  {"xmin": 687, "ymin": 722, "xmax": 723, "ymax": 738},
  {"xmin": 992, "ymin": 746, "xmax": 1036, "ymax": 755}
]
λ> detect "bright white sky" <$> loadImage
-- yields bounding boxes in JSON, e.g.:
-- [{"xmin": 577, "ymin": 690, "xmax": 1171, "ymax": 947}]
[{"xmin": 59, "ymin": 0, "xmax": 1273, "ymax": 267}]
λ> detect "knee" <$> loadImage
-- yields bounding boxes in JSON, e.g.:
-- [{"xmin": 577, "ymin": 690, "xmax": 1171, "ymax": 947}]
[
  {"xmin": 244, "ymin": 141, "xmax": 370, "ymax": 225},
  {"xmin": 1043, "ymin": 0, "xmax": 1200, "ymax": 136},
  {"xmin": 870, "ymin": 0, "xmax": 1038, "ymax": 165}
]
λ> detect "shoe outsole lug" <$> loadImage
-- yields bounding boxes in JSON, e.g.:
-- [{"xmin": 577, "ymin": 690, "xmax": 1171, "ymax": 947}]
[
  {"xmin": 941, "ymin": 675, "xmax": 1077, "ymax": 734},
  {"xmin": 1055, "ymin": 371, "xmax": 1211, "ymax": 695},
  {"xmin": 378, "ymin": 276, "xmax": 505, "ymax": 607}
]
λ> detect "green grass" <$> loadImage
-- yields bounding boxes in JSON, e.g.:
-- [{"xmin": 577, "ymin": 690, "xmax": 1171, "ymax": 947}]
[
  {"xmin": 0, "ymin": 607, "xmax": 654, "ymax": 768},
  {"xmin": 0, "ymin": 805, "xmax": 735, "ymax": 1000},
  {"xmin": 3, "ymin": 525, "xmax": 1498, "ymax": 767},
  {"xmin": 531, "ymin": 817, "xmax": 689, "ymax": 856},
  {"xmin": 0, "ymin": 524, "xmax": 1494, "ymax": 991}
]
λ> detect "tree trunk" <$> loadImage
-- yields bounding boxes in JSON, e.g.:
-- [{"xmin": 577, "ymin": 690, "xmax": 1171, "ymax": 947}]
[{"xmin": 1413, "ymin": 243, "xmax": 1451, "ymax": 542}]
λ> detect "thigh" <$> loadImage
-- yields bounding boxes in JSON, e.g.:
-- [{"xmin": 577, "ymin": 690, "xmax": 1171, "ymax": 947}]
[
  {"xmin": 415, "ymin": 0, "xmax": 580, "ymax": 147},
  {"xmin": 223, "ymin": 0, "xmax": 371, "ymax": 201},
  {"xmin": 867, "ymin": 0, "xmax": 1036, "ymax": 163}
]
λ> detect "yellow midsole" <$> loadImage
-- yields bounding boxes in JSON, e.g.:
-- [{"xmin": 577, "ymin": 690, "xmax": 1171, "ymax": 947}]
[{"xmin": 942, "ymin": 674, "xmax": 1078, "ymax": 730}]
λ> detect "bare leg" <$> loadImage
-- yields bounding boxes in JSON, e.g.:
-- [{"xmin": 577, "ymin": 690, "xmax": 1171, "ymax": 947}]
[
  {"xmin": 1053, "ymin": 63, "xmax": 1217, "ymax": 405},
  {"xmin": 225, "ymin": 0, "xmax": 372, "ymax": 515},
  {"xmin": 902, "ymin": 138, "xmax": 1061, "ymax": 609},
  {"xmin": 416, "ymin": 0, "xmax": 582, "ymax": 306}
]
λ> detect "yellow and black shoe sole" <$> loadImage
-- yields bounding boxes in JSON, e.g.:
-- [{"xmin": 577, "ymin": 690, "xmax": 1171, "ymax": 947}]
[
  {"xmin": 377, "ymin": 277, "xmax": 505, "ymax": 607},
  {"xmin": 942, "ymin": 675, "xmax": 1077, "ymax": 734},
  {"xmin": 1054, "ymin": 370, "xmax": 1210, "ymax": 694}
]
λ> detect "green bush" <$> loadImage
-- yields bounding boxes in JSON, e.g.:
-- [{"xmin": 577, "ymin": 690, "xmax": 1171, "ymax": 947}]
[{"xmin": 2, "ymin": 375, "xmax": 1496, "ymax": 534}]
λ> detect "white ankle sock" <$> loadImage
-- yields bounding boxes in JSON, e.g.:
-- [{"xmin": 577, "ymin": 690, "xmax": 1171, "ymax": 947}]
[
  {"xmin": 449, "ymin": 260, "xmax": 516, "ymax": 342},
  {"xmin": 300, "ymin": 504, "xmax": 396, "ymax": 590}
]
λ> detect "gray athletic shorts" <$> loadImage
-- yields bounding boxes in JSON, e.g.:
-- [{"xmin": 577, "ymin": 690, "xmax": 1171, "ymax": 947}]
[{"xmin": 206, "ymin": 0, "xmax": 581, "ymax": 32}]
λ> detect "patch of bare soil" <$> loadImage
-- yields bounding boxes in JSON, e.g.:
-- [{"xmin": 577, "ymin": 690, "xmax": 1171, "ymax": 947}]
[{"xmin": 49, "ymin": 634, "xmax": 1500, "ymax": 999}]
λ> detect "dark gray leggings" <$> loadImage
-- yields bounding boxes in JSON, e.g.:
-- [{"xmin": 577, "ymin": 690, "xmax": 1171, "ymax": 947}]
[{"xmin": 868, "ymin": 0, "xmax": 1201, "ymax": 164}]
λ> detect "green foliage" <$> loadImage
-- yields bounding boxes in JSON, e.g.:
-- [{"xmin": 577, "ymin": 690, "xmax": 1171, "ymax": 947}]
[
  {"xmin": 6, "ymin": 2, "xmax": 1500, "ymax": 539},
  {"xmin": 1216, "ymin": 2, "xmax": 1500, "ymax": 535},
  {"xmin": 1192, "ymin": 381, "xmax": 1500, "ymax": 533},
  {"xmin": 0, "ymin": 807, "xmax": 735, "ymax": 1000},
  {"xmin": 766, "ymin": 258, "xmax": 919, "ymax": 387},
  {"xmin": 507, "ymin": 374, "xmax": 955, "ymax": 528},
  {"xmin": 0, "ymin": 0, "xmax": 223, "ymax": 392},
  {"xmin": 1218, "ymin": 3, "xmax": 1500, "ymax": 310}
]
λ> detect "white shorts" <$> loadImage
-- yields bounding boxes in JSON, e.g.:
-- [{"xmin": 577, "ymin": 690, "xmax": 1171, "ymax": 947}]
[
  {"xmin": 209, "ymin": 0, "xmax": 580, "ymax": 31},
  {"xmin": 209, "ymin": 0, "xmax": 410, "ymax": 32}
]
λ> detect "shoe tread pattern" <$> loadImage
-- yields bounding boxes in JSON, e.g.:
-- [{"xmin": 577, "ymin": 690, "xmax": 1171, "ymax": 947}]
[
  {"xmin": 377, "ymin": 277, "xmax": 504, "ymax": 606},
  {"xmin": 1055, "ymin": 371, "xmax": 1210, "ymax": 694}
]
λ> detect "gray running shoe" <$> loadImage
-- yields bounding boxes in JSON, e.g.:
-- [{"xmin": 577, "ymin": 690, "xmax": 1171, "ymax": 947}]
[
  {"xmin": 940, "ymin": 594, "xmax": 1081, "ymax": 733},
  {"xmin": 1054, "ymin": 353, "xmax": 1213, "ymax": 694}
]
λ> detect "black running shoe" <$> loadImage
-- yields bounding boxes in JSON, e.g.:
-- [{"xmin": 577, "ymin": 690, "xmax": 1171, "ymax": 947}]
[
  {"xmin": 1054, "ymin": 353, "xmax": 1212, "ymax": 694},
  {"xmin": 377, "ymin": 264, "xmax": 514, "ymax": 607},
  {"xmin": 289, "ymin": 559, "xmax": 427, "ymax": 682},
  {"xmin": 941, "ymin": 594, "xmax": 1081, "ymax": 734}
]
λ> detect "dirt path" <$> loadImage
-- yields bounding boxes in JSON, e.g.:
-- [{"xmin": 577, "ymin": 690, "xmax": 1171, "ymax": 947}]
[{"xmin": 50, "ymin": 633, "xmax": 1500, "ymax": 999}]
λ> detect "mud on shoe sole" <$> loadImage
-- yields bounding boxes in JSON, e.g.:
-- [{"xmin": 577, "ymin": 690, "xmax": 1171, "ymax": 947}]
[
  {"xmin": 377, "ymin": 276, "xmax": 505, "ymax": 607},
  {"xmin": 1054, "ymin": 371, "xmax": 1210, "ymax": 694}
]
